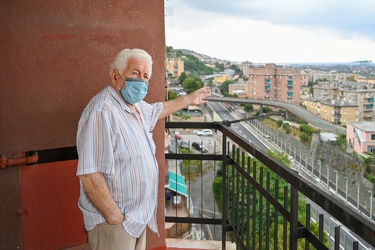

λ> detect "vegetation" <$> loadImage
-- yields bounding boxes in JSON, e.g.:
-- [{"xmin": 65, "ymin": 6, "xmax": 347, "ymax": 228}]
[
  {"xmin": 243, "ymin": 104, "xmax": 253, "ymax": 112},
  {"xmin": 255, "ymin": 106, "xmax": 272, "ymax": 116},
  {"xmin": 182, "ymin": 75, "xmax": 204, "ymax": 93},
  {"xmin": 178, "ymin": 72, "xmax": 188, "ymax": 84},
  {"xmin": 168, "ymin": 90, "xmax": 178, "ymax": 100},
  {"xmin": 219, "ymin": 79, "xmax": 236, "ymax": 95},
  {"xmin": 182, "ymin": 54, "xmax": 213, "ymax": 75},
  {"xmin": 336, "ymin": 134, "xmax": 347, "ymax": 151},
  {"xmin": 212, "ymin": 149, "xmax": 329, "ymax": 249}
]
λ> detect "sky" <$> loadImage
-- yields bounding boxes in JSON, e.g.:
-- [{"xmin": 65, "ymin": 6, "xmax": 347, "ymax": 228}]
[{"xmin": 165, "ymin": 0, "xmax": 375, "ymax": 64}]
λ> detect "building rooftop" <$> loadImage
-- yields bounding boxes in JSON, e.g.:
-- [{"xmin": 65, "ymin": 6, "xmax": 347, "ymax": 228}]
[{"xmin": 349, "ymin": 121, "xmax": 375, "ymax": 132}]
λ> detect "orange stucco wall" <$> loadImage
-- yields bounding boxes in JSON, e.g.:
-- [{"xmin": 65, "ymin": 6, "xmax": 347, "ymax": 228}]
[{"xmin": 0, "ymin": 1, "xmax": 166, "ymax": 249}]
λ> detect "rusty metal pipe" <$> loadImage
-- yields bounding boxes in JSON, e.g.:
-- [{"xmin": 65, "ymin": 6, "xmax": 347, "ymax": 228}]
[{"xmin": 0, "ymin": 154, "xmax": 39, "ymax": 169}]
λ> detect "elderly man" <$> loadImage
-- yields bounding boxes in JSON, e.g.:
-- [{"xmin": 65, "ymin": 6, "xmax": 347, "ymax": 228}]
[{"xmin": 76, "ymin": 48, "xmax": 211, "ymax": 250}]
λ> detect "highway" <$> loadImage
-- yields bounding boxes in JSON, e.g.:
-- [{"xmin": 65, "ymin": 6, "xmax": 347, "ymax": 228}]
[{"xmin": 207, "ymin": 96, "xmax": 346, "ymax": 134}]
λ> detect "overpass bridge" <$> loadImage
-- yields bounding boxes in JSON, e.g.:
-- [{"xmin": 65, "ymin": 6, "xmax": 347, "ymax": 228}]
[{"xmin": 206, "ymin": 96, "xmax": 346, "ymax": 134}]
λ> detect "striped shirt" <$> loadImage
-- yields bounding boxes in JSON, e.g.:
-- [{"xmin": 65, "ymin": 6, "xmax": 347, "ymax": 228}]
[{"xmin": 76, "ymin": 85, "xmax": 163, "ymax": 238}]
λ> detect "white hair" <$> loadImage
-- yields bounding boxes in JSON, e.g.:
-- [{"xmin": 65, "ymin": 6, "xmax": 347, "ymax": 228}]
[{"xmin": 109, "ymin": 48, "xmax": 153, "ymax": 78}]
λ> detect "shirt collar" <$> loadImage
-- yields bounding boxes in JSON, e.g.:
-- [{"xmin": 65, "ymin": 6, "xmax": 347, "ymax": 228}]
[{"xmin": 107, "ymin": 85, "xmax": 133, "ymax": 111}]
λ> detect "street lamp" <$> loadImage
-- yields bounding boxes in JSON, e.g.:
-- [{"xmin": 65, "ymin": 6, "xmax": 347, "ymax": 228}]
[
  {"xmin": 369, "ymin": 191, "xmax": 373, "ymax": 220},
  {"xmin": 344, "ymin": 177, "xmax": 348, "ymax": 202},
  {"xmin": 318, "ymin": 160, "xmax": 321, "ymax": 182},
  {"xmin": 356, "ymin": 183, "xmax": 360, "ymax": 211},
  {"xmin": 333, "ymin": 170, "xmax": 338, "ymax": 194}
]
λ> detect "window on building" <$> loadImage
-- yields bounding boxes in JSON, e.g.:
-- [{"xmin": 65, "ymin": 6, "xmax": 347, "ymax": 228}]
[
  {"xmin": 368, "ymin": 145, "xmax": 375, "ymax": 153},
  {"xmin": 371, "ymin": 134, "xmax": 375, "ymax": 140}
]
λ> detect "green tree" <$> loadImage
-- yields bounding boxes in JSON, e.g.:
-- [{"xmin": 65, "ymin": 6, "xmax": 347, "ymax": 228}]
[
  {"xmin": 283, "ymin": 122, "xmax": 291, "ymax": 134},
  {"xmin": 277, "ymin": 119, "xmax": 283, "ymax": 127},
  {"xmin": 178, "ymin": 72, "xmax": 188, "ymax": 84},
  {"xmin": 182, "ymin": 54, "xmax": 213, "ymax": 75},
  {"xmin": 300, "ymin": 132, "xmax": 309, "ymax": 143},
  {"xmin": 219, "ymin": 79, "xmax": 236, "ymax": 95},
  {"xmin": 230, "ymin": 64, "xmax": 242, "ymax": 76},
  {"xmin": 168, "ymin": 90, "xmax": 178, "ymax": 100},
  {"xmin": 244, "ymin": 104, "xmax": 253, "ymax": 112},
  {"xmin": 336, "ymin": 134, "xmax": 347, "ymax": 151},
  {"xmin": 215, "ymin": 62, "xmax": 225, "ymax": 71},
  {"xmin": 182, "ymin": 76, "xmax": 203, "ymax": 92}
]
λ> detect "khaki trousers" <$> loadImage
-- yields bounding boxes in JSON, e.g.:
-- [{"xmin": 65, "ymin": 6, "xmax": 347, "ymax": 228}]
[{"xmin": 88, "ymin": 222, "xmax": 146, "ymax": 250}]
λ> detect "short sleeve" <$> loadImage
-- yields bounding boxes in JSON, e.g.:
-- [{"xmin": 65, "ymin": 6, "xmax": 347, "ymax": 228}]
[
  {"xmin": 138, "ymin": 101, "xmax": 163, "ymax": 132},
  {"xmin": 76, "ymin": 110, "xmax": 114, "ymax": 175}
]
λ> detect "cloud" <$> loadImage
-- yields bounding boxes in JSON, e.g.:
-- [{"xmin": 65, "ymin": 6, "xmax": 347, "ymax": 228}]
[
  {"xmin": 165, "ymin": 0, "xmax": 375, "ymax": 63},
  {"xmin": 180, "ymin": 0, "xmax": 375, "ymax": 39}
]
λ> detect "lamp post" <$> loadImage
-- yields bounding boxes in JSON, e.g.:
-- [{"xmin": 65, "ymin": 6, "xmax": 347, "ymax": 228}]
[
  {"xmin": 318, "ymin": 160, "xmax": 321, "ymax": 182},
  {"xmin": 369, "ymin": 191, "xmax": 373, "ymax": 220},
  {"xmin": 288, "ymin": 143, "xmax": 291, "ymax": 155},
  {"xmin": 344, "ymin": 177, "xmax": 348, "ymax": 202},
  {"xmin": 326, "ymin": 165, "xmax": 330, "ymax": 190},
  {"xmin": 334, "ymin": 170, "xmax": 338, "ymax": 194},
  {"xmin": 356, "ymin": 183, "xmax": 360, "ymax": 211}
]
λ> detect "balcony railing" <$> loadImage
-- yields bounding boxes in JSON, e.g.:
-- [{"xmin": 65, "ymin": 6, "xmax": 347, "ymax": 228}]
[{"xmin": 165, "ymin": 121, "xmax": 375, "ymax": 250}]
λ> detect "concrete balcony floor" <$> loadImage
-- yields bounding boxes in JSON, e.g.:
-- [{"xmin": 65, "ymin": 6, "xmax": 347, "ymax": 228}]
[
  {"xmin": 64, "ymin": 239, "xmax": 236, "ymax": 250},
  {"xmin": 166, "ymin": 239, "xmax": 236, "ymax": 250}
]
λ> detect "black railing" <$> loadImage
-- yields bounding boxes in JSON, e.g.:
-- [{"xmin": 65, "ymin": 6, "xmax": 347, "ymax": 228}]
[{"xmin": 165, "ymin": 121, "xmax": 375, "ymax": 250}]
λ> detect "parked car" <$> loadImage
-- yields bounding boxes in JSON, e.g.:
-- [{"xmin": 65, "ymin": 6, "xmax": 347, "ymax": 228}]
[
  {"xmin": 174, "ymin": 130, "xmax": 181, "ymax": 139},
  {"xmin": 180, "ymin": 140, "xmax": 189, "ymax": 149},
  {"xmin": 199, "ymin": 129, "xmax": 213, "ymax": 136},
  {"xmin": 191, "ymin": 142, "xmax": 208, "ymax": 153},
  {"xmin": 193, "ymin": 129, "xmax": 213, "ymax": 136},
  {"xmin": 192, "ymin": 130, "xmax": 200, "ymax": 135}
]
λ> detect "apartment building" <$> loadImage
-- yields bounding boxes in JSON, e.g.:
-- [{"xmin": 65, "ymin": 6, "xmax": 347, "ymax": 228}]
[
  {"xmin": 300, "ymin": 70, "xmax": 309, "ymax": 86},
  {"xmin": 305, "ymin": 98, "xmax": 357, "ymax": 125},
  {"xmin": 308, "ymin": 70, "xmax": 349, "ymax": 83},
  {"xmin": 213, "ymin": 74, "xmax": 230, "ymax": 84},
  {"xmin": 306, "ymin": 81, "xmax": 375, "ymax": 124},
  {"xmin": 228, "ymin": 79, "xmax": 249, "ymax": 98},
  {"xmin": 167, "ymin": 57, "xmax": 184, "ymax": 78},
  {"xmin": 347, "ymin": 122, "xmax": 375, "ymax": 154},
  {"xmin": 241, "ymin": 61, "xmax": 253, "ymax": 77},
  {"xmin": 356, "ymin": 76, "xmax": 375, "ymax": 84},
  {"xmin": 247, "ymin": 63, "xmax": 301, "ymax": 105}
]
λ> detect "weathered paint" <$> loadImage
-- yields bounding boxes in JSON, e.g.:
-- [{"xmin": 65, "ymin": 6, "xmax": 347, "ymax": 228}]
[{"xmin": 0, "ymin": 0, "xmax": 166, "ymax": 249}]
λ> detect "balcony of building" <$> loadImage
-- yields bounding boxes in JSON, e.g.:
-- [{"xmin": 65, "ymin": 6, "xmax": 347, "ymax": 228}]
[
  {"xmin": 164, "ymin": 121, "xmax": 375, "ymax": 250},
  {"xmin": 364, "ymin": 104, "xmax": 374, "ymax": 111}
]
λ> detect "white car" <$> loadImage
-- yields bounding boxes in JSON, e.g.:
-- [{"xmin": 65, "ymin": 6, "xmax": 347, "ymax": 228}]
[{"xmin": 196, "ymin": 129, "xmax": 213, "ymax": 136}]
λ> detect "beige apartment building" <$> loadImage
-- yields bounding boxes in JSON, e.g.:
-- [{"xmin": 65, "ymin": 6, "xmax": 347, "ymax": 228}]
[
  {"xmin": 167, "ymin": 57, "xmax": 184, "ymax": 78},
  {"xmin": 228, "ymin": 79, "xmax": 249, "ymax": 98},
  {"xmin": 305, "ymin": 99, "xmax": 357, "ymax": 125},
  {"xmin": 247, "ymin": 63, "xmax": 301, "ymax": 105},
  {"xmin": 213, "ymin": 74, "xmax": 230, "ymax": 84},
  {"xmin": 306, "ymin": 81, "xmax": 375, "ymax": 125},
  {"xmin": 356, "ymin": 76, "xmax": 375, "ymax": 84}
]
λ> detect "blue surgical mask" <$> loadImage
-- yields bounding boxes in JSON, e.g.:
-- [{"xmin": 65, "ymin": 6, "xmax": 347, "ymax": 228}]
[{"xmin": 118, "ymin": 74, "xmax": 148, "ymax": 104}]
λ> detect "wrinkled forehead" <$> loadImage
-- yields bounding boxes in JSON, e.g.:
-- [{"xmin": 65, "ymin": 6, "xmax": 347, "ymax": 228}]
[{"xmin": 126, "ymin": 57, "xmax": 151, "ymax": 75}]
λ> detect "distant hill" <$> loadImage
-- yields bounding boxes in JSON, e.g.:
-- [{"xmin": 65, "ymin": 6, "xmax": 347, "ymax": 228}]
[{"xmin": 174, "ymin": 48, "xmax": 234, "ymax": 64}]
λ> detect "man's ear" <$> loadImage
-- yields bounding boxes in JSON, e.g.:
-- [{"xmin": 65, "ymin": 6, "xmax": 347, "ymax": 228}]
[{"xmin": 110, "ymin": 69, "xmax": 118, "ymax": 85}]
